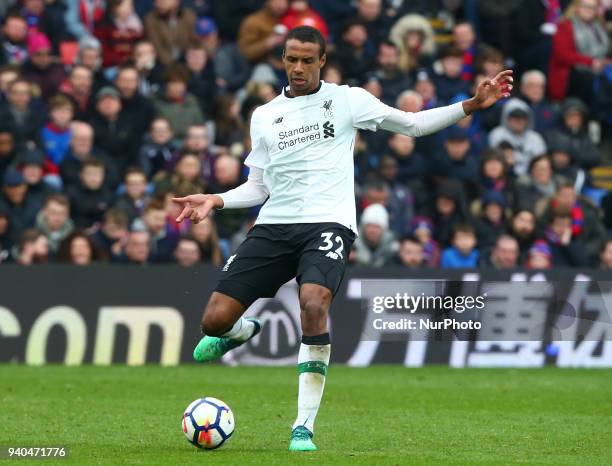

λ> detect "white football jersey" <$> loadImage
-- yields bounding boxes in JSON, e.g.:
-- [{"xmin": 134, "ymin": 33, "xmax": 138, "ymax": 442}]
[{"xmin": 245, "ymin": 81, "xmax": 393, "ymax": 234}]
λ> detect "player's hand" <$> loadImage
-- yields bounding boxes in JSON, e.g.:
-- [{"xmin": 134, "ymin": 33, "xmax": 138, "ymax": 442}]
[
  {"xmin": 465, "ymin": 70, "xmax": 513, "ymax": 114},
  {"xmin": 172, "ymin": 194, "xmax": 224, "ymax": 224}
]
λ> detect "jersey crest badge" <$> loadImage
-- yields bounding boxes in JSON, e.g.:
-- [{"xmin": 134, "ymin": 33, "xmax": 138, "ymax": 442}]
[{"xmin": 322, "ymin": 99, "xmax": 333, "ymax": 118}]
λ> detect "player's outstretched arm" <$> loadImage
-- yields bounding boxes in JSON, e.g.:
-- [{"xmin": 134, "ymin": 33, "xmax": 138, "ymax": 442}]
[
  {"xmin": 173, "ymin": 167, "xmax": 269, "ymax": 224},
  {"xmin": 378, "ymin": 70, "xmax": 513, "ymax": 137}
]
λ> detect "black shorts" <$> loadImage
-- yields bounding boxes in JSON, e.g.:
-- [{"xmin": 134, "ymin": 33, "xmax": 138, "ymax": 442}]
[{"xmin": 215, "ymin": 222, "xmax": 356, "ymax": 307}]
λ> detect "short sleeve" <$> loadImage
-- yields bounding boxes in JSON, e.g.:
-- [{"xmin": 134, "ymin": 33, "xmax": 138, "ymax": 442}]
[
  {"xmin": 244, "ymin": 109, "xmax": 270, "ymax": 169},
  {"xmin": 347, "ymin": 86, "xmax": 395, "ymax": 131}
]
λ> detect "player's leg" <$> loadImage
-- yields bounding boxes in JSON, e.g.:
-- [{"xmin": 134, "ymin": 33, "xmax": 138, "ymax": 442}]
[
  {"xmin": 289, "ymin": 223, "xmax": 355, "ymax": 451},
  {"xmin": 289, "ymin": 283, "xmax": 332, "ymax": 452},
  {"xmin": 193, "ymin": 292, "xmax": 262, "ymax": 362},
  {"xmin": 194, "ymin": 225, "xmax": 297, "ymax": 362}
]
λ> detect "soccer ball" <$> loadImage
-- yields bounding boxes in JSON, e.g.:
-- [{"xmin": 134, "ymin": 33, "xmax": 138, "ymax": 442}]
[{"xmin": 182, "ymin": 397, "xmax": 235, "ymax": 449}]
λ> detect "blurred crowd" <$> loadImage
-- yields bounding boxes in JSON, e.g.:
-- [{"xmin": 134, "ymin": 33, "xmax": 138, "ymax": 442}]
[{"xmin": 0, "ymin": 0, "xmax": 612, "ymax": 269}]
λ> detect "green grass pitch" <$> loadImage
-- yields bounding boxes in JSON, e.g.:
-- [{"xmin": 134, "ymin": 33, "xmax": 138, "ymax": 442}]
[{"xmin": 1, "ymin": 365, "xmax": 611, "ymax": 465}]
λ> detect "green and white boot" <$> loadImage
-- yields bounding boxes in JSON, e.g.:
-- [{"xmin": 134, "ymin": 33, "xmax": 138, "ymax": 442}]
[
  {"xmin": 193, "ymin": 318, "xmax": 261, "ymax": 363},
  {"xmin": 288, "ymin": 426, "xmax": 317, "ymax": 452}
]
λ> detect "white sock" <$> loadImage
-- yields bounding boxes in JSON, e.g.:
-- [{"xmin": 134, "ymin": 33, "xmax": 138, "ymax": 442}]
[
  {"xmin": 292, "ymin": 341, "xmax": 331, "ymax": 434},
  {"xmin": 220, "ymin": 317, "xmax": 255, "ymax": 342}
]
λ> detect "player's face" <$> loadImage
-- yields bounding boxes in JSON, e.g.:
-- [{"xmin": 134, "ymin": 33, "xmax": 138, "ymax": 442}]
[{"xmin": 283, "ymin": 39, "xmax": 326, "ymax": 96}]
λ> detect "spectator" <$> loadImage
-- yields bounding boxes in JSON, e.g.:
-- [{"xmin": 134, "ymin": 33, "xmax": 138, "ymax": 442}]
[
  {"xmin": 57, "ymin": 230, "xmax": 107, "ymax": 264},
  {"xmin": 526, "ymin": 239, "xmax": 553, "ymax": 269},
  {"xmin": 487, "ymin": 234, "xmax": 520, "ymax": 269},
  {"xmin": 440, "ymin": 223, "xmax": 479, "ymax": 268},
  {"xmin": 8, "ymin": 0, "xmax": 63, "ymax": 51},
  {"xmin": 174, "ymin": 235, "xmax": 202, "ymax": 267},
  {"xmin": 414, "ymin": 69, "xmax": 441, "ymax": 110},
  {"xmin": 510, "ymin": 209, "xmax": 538, "ymax": 263},
  {"xmin": 194, "ymin": 18, "xmax": 251, "ymax": 93},
  {"xmin": 489, "ymin": 98, "xmax": 548, "ymax": 176},
  {"xmin": 237, "ymin": 0, "xmax": 288, "ymax": 64},
  {"xmin": 392, "ymin": 234, "xmax": 425, "ymax": 268},
  {"xmin": 184, "ymin": 41, "xmax": 217, "ymax": 117},
  {"xmin": 353, "ymin": 0, "xmax": 391, "ymax": 48},
  {"xmin": 515, "ymin": 155, "xmax": 557, "ymax": 212},
  {"xmin": 0, "ymin": 208, "xmax": 10, "ymax": 261},
  {"xmin": 0, "ymin": 169, "xmax": 42, "ymax": 244},
  {"xmin": 0, "ymin": 15, "xmax": 29, "ymax": 66},
  {"xmin": 546, "ymin": 97, "xmax": 601, "ymax": 169},
  {"xmin": 410, "ymin": 216, "xmax": 440, "ymax": 267},
  {"xmin": 114, "ymin": 167, "xmax": 149, "ymax": 223},
  {"xmin": 431, "ymin": 179, "xmax": 469, "ymax": 248},
  {"xmin": 280, "ymin": 1, "xmax": 329, "ymax": 40},
  {"xmin": 389, "ymin": 13, "xmax": 436, "ymax": 74},
  {"xmin": 430, "ymin": 126, "xmax": 479, "ymax": 195},
  {"xmin": 59, "ymin": 64, "xmax": 94, "ymax": 120},
  {"xmin": 144, "ymin": 0, "xmax": 197, "ymax": 66},
  {"xmin": 94, "ymin": 0, "xmax": 143, "ymax": 67},
  {"xmin": 548, "ymin": 139, "xmax": 585, "ymax": 190},
  {"xmin": 519, "ymin": 70, "xmax": 558, "ymax": 135},
  {"xmin": 152, "ymin": 66, "xmax": 204, "ymax": 139},
  {"xmin": 132, "ymin": 40, "xmax": 165, "ymax": 97},
  {"xmin": 479, "ymin": 148, "xmax": 514, "ymax": 205},
  {"xmin": 17, "ymin": 148, "xmax": 56, "ymax": 202},
  {"xmin": 64, "ymin": 0, "xmax": 106, "ymax": 41},
  {"xmin": 474, "ymin": 190, "xmax": 509, "ymax": 254},
  {"xmin": 386, "ymin": 133, "xmax": 427, "ymax": 185},
  {"xmin": 353, "ymin": 203, "xmax": 398, "ymax": 267},
  {"xmin": 541, "ymin": 181, "xmax": 606, "ymax": 262},
  {"xmin": 432, "ymin": 45, "xmax": 471, "ymax": 104},
  {"xmin": 21, "ymin": 32, "xmax": 66, "ymax": 100},
  {"xmin": 14, "ymin": 228, "xmax": 49, "ymax": 265},
  {"xmin": 75, "ymin": 36, "xmax": 108, "ymax": 93},
  {"xmin": 154, "ymin": 152, "xmax": 206, "ymax": 196},
  {"xmin": 452, "ymin": 21, "xmax": 482, "ymax": 82},
  {"xmin": 544, "ymin": 205, "xmax": 589, "ymax": 266},
  {"xmin": 139, "ymin": 117, "xmax": 179, "ymax": 178},
  {"xmin": 41, "ymin": 95, "xmax": 74, "ymax": 169},
  {"xmin": 440, "ymin": 93, "xmax": 488, "ymax": 157},
  {"xmin": 60, "ymin": 121, "xmax": 118, "ymax": 190},
  {"xmin": 377, "ymin": 156, "xmax": 415, "ymax": 236},
  {"xmin": 89, "ymin": 86, "xmax": 138, "ymax": 173},
  {"xmin": 190, "ymin": 216, "xmax": 223, "ymax": 265},
  {"xmin": 513, "ymin": 0, "xmax": 569, "ymax": 75},
  {"xmin": 0, "ymin": 78, "xmax": 46, "ymax": 149},
  {"xmin": 0, "ymin": 127, "xmax": 17, "ymax": 177},
  {"xmin": 135, "ymin": 198, "xmax": 177, "ymax": 262},
  {"xmin": 34, "ymin": 194, "xmax": 73, "ymax": 254},
  {"xmin": 90, "ymin": 207, "xmax": 129, "ymax": 257},
  {"xmin": 114, "ymin": 64, "xmax": 154, "ymax": 140},
  {"xmin": 365, "ymin": 41, "xmax": 412, "ymax": 106},
  {"xmin": 475, "ymin": 46, "xmax": 505, "ymax": 79},
  {"xmin": 548, "ymin": 0, "xmax": 610, "ymax": 103},
  {"xmin": 212, "ymin": 94, "xmax": 244, "ymax": 148},
  {"xmin": 180, "ymin": 124, "xmax": 215, "ymax": 182},
  {"xmin": 599, "ymin": 239, "xmax": 612, "ymax": 269},
  {"xmin": 0, "ymin": 65, "xmax": 19, "ymax": 104},
  {"xmin": 208, "ymin": 155, "xmax": 249, "ymax": 239},
  {"xmin": 67, "ymin": 159, "xmax": 113, "ymax": 228},
  {"xmin": 116, "ymin": 229, "xmax": 150, "ymax": 264},
  {"xmin": 333, "ymin": 19, "xmax": 375, "ymax": 86}
]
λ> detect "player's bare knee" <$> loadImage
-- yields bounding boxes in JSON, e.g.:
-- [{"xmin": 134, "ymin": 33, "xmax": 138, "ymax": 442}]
[
  {"xmin": 300, "ymin": 286, "xmax": 331, "ymax": 332},
  {"xmin": 202, "ymin": 299, "xmax": 229, "ymax": 336}
]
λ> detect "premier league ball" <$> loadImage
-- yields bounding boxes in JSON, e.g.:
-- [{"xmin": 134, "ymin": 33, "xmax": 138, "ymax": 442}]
[{"xmin": 182, "ymin": 397, "xmax": 235, "ymax": 449}]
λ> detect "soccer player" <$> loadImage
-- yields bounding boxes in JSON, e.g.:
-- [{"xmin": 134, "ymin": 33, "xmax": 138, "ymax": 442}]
[{"xmin": 173, "ymin": 26, "xmax": 513, "ymax": 452}]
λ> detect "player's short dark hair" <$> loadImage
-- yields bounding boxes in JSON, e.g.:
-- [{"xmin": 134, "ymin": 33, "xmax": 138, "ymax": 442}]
[{"xmin": 284, "ymin": 26, "xmax": 326, "ymax": 58}]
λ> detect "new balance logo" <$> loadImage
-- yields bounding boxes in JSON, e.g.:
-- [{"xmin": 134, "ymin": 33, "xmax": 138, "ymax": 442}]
[
  {"xmin": 323, "ymin": 121, "xmax": 335, "ymax": 138},
  {"xmin": 272, "ymin": 116, "xmax": 283, "ymax": 125},
  {"xmin": 222, "ymin": 254, "xmax": 236, "ymax": 272}
]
